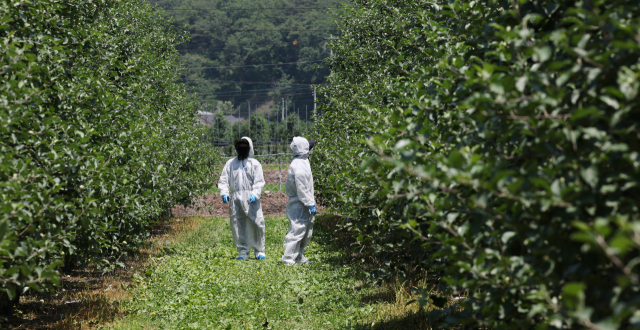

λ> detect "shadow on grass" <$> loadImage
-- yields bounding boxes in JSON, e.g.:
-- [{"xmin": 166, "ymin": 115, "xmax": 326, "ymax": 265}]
[
  {"xmin": 352, "ymin": 309, "xmax": 431, "ymax": 330},
  {"xmin": 312, "ymin": 214, "xmax": 432, "ymax": 330},
  {"xmin": 4, "ymin": 217, "xmax": 200, "ymax": 330},
  {"xmin": 6, "ymin": 291, "xmax": 122, "ymax": 329}
]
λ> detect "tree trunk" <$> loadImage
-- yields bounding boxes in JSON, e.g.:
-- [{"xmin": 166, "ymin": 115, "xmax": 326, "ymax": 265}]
[{"xmin": 0, "ymin": 288, "xmax": 20, "ymax": 318}]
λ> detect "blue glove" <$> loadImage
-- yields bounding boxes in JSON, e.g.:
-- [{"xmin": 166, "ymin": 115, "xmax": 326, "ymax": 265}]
[
  {"xmin": 308, "ymin": 205, "xmax": 317, "ymax": 216},
  {"xmin": 222, "ymin": 195, "xmax": 230, "ymax": 204},
  {"xmin": 249, "ymin": 194, "xmax": 257, "ymax": 204}
]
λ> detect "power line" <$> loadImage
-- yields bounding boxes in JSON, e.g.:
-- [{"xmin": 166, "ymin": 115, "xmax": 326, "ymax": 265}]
[
  {"xmin": 196, "ymin": 91, "xmax": 314, "ymax": 97},
  {"xmin": 187, "ymin": 29, "xmax": 337, "ymax": 32},
  {"xmin": 195, "ymin": 92, "xmax": 315, "ymax": 99},
  {"xmin": 178, "ymin": 37, "xmax": 331, "ymax": 47},
  {"xmin": 154, "ymin": 7, "xmax": 334, "ymax": 11},
  {"xmin": 202, "ymin": 87, "xmax": 310, "ymax": 95},
  {"xmin": 176, "ymin": 40, "xmax": 333, "ymax": 52},
  {"xmin": 184, "ymin": 60, "xmax": 323, "ymax": 69},
  {"xmin": 185, "ymin": 79, "xmax": 318, "ymax": 86}
]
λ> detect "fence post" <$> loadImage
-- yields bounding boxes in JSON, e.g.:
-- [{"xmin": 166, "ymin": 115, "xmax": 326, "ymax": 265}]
[{"xmin": 278, "ymin": 152, "xmax": 282, "ymax": 210}]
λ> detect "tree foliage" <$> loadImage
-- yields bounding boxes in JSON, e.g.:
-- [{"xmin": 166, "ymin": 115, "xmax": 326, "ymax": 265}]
[
  {"xmin": 0, "ymin": 0, "xmax": 218, "ymax": 314},
  {"xmin": 154, "ymin": 0, "xmax": 340, "ymax": 109},
  {"xmin": 314, "ymin": 0, "xmax": 640, "ymax": 328}
]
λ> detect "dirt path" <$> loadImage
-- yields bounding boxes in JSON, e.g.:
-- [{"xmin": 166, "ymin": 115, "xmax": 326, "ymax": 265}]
[
  {"xmin": 171, "ymin": 191, "xmax": 289, "ymax": 217},
  {"xmin": 263, "ymin": 169, "xmax": 285, "ymax": 184},
  {"xmin": 172, "ymin": 170, "xmax": 324, "ymax": 217}
]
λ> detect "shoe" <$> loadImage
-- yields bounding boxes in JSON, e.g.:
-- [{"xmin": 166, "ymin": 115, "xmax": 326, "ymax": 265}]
[
  {"xmin": 237, "ymin": 255, "xmax": 249, "ymax": 260},
  {"xmin": 282, "ymin": 260, "xmax": 295, "ymax": 266},
  {"xmin": 255, "ymin": 254, "xmax": 266, "ymax": 260},
  {"xmin": 295, "ymin": 256, "xmax": 310, "ymax": 265}
]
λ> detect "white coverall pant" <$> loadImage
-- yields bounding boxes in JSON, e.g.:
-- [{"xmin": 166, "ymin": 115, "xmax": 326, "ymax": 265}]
[
  {"xmin": 229, "ymin": 194, "xmax": 265, "ymax": 257},
  {"xmin": 282, "ymin": 198, "xmax": 314, "ymax": 263}
]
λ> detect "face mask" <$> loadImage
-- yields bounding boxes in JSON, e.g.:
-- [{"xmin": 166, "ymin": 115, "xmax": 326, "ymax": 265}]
[
  {"xmin": 308, "ymin": 139, "xmax": 315, "ymax": 155},
  {"xmin": 236, "ymin": 146, "xmax": 250, "ymax": 160}
]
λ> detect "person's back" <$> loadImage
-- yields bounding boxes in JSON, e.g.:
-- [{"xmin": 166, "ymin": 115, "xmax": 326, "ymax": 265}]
[
  {"xmin": 282, "ymin": 137, "xmax": 316, "ymax": 266},
  {"xmin": 286, "ymin": 157, "xmax": 314, "ymax": 202}
]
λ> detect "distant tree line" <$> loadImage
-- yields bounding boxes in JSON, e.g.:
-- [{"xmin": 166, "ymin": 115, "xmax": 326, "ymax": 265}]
[{"xmin": 153, "ymin": 0, "xmax": 341, "ymax": 120}]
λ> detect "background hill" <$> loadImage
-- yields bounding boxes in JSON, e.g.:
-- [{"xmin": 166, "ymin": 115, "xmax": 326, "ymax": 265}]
[{"xmin": 151, "ymin": 0, "xmax": 341, "ymax": 125}]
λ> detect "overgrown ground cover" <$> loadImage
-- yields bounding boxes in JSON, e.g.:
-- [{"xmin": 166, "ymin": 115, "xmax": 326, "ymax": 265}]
[{"xmin": 113, "ymin": 216, "xmax": 431, "ymax": 329}]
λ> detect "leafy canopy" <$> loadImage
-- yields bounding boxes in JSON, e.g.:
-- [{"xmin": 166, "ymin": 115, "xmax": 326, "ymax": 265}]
[{"xmin": 314, "ymin": 0, "xmax": 640, "ymax": 328}]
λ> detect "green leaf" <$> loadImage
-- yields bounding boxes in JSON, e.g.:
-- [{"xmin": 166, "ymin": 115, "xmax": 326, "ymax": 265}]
[
  {"xmin": 0, "ymin": 221, "xmax": 7, "ymax": 241},
  {"xmin": 448, "ymin": 150, "xmax": 464, "ymax": 169},
  {"xmin": 600, "ymin": 96, "xmax": 619, "ymax": 109},
  {"xmin": 534, "ymin": 46, "xmax": 552, "ymax": 62},
  {"xmin": 580, "ymin": 166, "xmax": 598, "ymax": 188},
  {"xmin": 501, "ymin": 231, "xmax": 516, "ymax": 245},
  {"xmin": 562, "ymin": 282, "xmax": 586, "ymax": 297},
  {"xmin": 516, "ymin": 76, "xmax": 528, "ymax": 92}
]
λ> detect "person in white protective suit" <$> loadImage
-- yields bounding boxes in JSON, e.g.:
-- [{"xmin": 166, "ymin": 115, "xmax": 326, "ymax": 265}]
[
  {"xmin": 282, "ymin": 137, "xmax": 317, "ymax": 266},
  {"xmin": 218, "ymin": 137, "xmax": 267, "ymax": 260}
]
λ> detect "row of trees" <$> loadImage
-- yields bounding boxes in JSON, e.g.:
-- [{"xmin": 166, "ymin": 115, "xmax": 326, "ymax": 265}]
[
  {"xmin": 206, "ymin": 111, "xmax": 314, "ymax": 144},
  {"xmin": 314, "ymin": 0, "xmax": 640, "ymax": 328},
  {"xmin": 0, "ymin": 0, "xmax": 218, "ymax": 316}
]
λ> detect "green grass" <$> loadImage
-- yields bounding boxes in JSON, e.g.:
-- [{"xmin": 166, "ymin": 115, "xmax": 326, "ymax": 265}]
[
  {"xmin": 260, "ymin": 163, "xmax": 291, "ymax": 171},
  {"xmin": 112, "ymin": 216, "xmax": 429, "ymax": 329}
]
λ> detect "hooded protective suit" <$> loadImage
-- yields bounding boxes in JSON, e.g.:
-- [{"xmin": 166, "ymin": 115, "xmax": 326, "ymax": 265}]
[
  {"xmin": 218, "ymin": 137, "xmax": 266, "ymax": 258},
  {"xmin": 282, "ymin": 137, "xmax": 316, "ymax": 265}
]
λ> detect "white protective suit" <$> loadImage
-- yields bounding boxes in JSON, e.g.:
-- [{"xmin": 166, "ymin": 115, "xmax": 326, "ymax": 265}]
[
  {"xmin": 218, "ymin": 137, "xmax": 266, "ymax": 258},
  {"xmin": 282, "ymin": 137, "xmax": 316, "ymax": 265}
]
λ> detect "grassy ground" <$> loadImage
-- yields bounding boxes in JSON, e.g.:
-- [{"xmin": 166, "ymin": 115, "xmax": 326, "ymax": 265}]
[{"xmin": 112, "ymin": 216, "xmax": 430, "ymax": 329}]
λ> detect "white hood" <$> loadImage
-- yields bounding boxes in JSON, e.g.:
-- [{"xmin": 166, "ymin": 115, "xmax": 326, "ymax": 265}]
[
  {"xmin": 290, "ymin": 137, "xmax": 310, "ymax": 159},
  {"xmin": 240, "ymin": 136, "xmax": 255, "ymax": 158}
]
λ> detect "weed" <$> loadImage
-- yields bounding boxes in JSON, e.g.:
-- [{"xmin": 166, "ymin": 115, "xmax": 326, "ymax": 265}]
[{"xmin": 114, "ymin": 216, "xmax": 432, "ymax": 329}]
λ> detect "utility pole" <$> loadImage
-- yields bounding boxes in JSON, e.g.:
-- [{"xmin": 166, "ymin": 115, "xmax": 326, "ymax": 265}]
[
  {"xmin": 330, "ymin": 34, "xmax": 333, "ymax": 56},
  {"xmin": 279, "ymin": 99, "xmax": 282, "ymax": 153}
]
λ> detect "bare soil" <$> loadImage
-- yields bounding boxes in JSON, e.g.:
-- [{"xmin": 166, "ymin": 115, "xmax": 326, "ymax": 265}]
[
  {"xmin": 172, "ymin": 169, "xmax": 324, "ymax": 217},
  {"xmin": 263, "ymin": 169, "xmax": 286, "ymax": 184},
  {"xmin": 172, "ymin": 191, "xmax": 326, "ymax": 217},
  {"xmin": 172, "ymin": 191, "xmax": 288, "ymax": 217}
]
